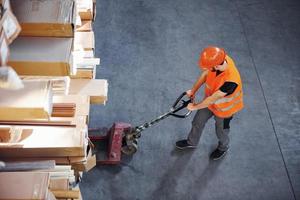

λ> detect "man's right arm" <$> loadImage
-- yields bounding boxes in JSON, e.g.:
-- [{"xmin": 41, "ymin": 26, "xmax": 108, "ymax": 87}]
[{"xmin": 188, "ymin": 70, "xmax": 208, "ymax": 97}]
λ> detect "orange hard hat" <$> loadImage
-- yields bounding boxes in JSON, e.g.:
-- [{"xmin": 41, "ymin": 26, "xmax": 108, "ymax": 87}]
[{"xmin": 199, "ymin": 46, "xmax": 226, "ymax": 70}]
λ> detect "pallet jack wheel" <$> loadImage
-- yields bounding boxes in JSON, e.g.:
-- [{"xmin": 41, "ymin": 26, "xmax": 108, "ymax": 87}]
[{"xmin": 121, "ymin": 139, "xmax": 138, "ymax": 155}]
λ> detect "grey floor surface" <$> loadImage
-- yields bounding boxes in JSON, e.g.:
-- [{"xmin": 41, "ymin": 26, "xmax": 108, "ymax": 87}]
[{"xmin": 80, "ymin": 0, "xmax": 300, "ymax": 199}]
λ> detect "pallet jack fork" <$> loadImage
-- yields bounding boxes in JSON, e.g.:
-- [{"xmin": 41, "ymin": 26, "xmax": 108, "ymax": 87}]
[
  {"xmin": 89, "ymin": 122, "xmax": 131, "ymax": 165},
  {"xmin": 89, "ymin": 92, "xmax": 192, "ymax": 164}
]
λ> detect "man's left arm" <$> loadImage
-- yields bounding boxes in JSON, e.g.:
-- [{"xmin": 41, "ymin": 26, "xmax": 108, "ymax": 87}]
[
  {"xmin": 187, "ymin": 82, "xmax": 238, "ymax": 111},
  {"xmin": 187, "ymin": 90, "xmax": 226, "ymax": 111}
]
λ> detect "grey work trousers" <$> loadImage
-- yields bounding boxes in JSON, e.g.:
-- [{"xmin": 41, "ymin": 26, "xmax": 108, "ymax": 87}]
[{"xmin": 187, "ymin": 108, "xmax": 233, "ymax": 151}]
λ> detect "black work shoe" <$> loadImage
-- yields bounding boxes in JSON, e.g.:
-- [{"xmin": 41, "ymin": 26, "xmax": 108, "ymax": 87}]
[
  {"xmin": 210, "ymin": 149, "xmax": 227, "ymax": 160},
  {"xmin": 175, "ymin": 140, "xmax": 196, "ymax": 150}
]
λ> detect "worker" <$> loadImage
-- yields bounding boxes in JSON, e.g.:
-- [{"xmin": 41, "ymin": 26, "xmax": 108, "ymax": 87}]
[{"xmin": 176, "ymin": 46, "xmax": 244, "ymax": 160}]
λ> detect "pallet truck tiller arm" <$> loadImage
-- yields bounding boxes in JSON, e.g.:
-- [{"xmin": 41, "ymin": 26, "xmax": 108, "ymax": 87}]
[{"xmin": 121, "ymin": 92, "xmax": 193, "ymax": 155}]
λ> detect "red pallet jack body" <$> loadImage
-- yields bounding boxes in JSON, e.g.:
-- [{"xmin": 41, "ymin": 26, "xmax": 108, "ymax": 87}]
[{"xmin": 89, "ymin": 122, "xmax": 131, "ymax": 165}]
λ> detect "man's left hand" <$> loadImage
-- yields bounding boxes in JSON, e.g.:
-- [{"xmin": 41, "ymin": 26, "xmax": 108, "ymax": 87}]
[{"xmin": 187, "ymin": 103, "xmax": 197, "ymax": 111}]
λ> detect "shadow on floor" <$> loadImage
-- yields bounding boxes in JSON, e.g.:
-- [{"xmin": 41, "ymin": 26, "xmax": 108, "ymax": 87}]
[{"xmin": 149, "ymin": 147, "xmax": 223, "ymax": 200}]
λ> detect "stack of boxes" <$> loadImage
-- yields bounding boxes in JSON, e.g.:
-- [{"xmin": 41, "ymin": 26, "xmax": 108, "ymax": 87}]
[
  {"xmin": 9, "ymin": 0, "xmax": 99, "ymax": 77},
  {"xmin": 0, "ymin": 0, "xmax": 106, "ymax": 199},
  {"xmin": 0, "ymin": 0, "xmax": 23, "ymax": 89}
]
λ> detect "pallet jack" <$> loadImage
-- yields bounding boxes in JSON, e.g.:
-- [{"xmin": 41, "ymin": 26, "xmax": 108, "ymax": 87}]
[{"xmin": 88, "ymin": 92, "xmax": 192, "ymax": 164}]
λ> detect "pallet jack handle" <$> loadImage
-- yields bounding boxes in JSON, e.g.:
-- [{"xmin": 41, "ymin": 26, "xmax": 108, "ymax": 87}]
[
  {"xmin": 170, "ymin": 91, "xmax": 193, "ymax": 118},
  {"xmin": 121, "ymin": 92, "xmax": 193, "ymax": 155}
]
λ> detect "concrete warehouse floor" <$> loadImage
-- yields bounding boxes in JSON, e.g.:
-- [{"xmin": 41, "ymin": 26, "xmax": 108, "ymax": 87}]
[{"xmin": 80, "ymin": 0, "xmax": 300, "ymax": 199}]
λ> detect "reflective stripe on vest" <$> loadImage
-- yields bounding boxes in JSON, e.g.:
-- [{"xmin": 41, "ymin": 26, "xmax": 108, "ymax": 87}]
[
  {"xmin": 205, "ymin": 84, "xmax": 211, "ymax": 90},
  {"xmin": 214, "ymin": 91, "xmax": 241, "ymax": 105},
  {"xmin": 215, "ymin": 99, "xmax": 242, "ymax": 112}
]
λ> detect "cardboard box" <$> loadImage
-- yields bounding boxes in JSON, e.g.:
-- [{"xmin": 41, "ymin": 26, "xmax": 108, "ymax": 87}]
[
  {"xmin": 0, "ymin": 94, "xmax": 90, "ymax": 126},
  {"xmin": 70, "ymin": 50, "xmax": 97, "ymax": 79},
  {"xmin": 82, "ymin": 50, "xmax": 95, "ymax": 58},
  {"xmin": 0, "ymin": 126, "xmax": 32, "ymax": 144},
  {"xmin": 49, "ymin": 179, "xmax": 69, "ymax": 190},
  {"xmin": 76, "ymin": 57, "xmax": 100, "ymax": 68},
  {"xmin": 74, "ymin": 31, "xmax": 95, "ymax": 50},
  {"xmin": 11, "ymin": 0, "xmax": 76, "ymax": 37},
  {"xmin": 0, "ymin": 125, "xmax": 86, "ymax": 157},
  {"xmin": 0, "ymin": 172, "xmax": 50, "ymax": 200},
  {"xmin": 0, "ymin": 80, "xmax": 53, "ymax": 120},
  {"xmin": 77, "ymin": 0, "xmax": 94, "ymax": 20},
  {"xmin": 70, "ymin": 68, "xmax": 94, "ymax": 79},
  {"xmin": 69, "ymin": 79, "xmax": 108, "ymax": 104},
  {"xmin": 53, "ymin": 95, "xmax": 90, "ymax": 116},
  {"xmin": 9, "ymin": 37, "xmax": 74, "ymax": 76},
  {"xmin": 21, "ymin": 76, "xmax": 71, "ymax": 95},
  {"xmin": 71, "ymin": 147, "xmax": 96, "ymax": 172}
]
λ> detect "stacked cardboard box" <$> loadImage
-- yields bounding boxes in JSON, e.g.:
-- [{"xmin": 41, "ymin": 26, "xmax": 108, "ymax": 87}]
[
  {"xmin": 0, "ymin": 80, "xmax": 53, "ymax": 120},
  {"xmin": 0, "ymin": 164, "xmax": 82, "ymax": 199},
  {"xmin": 11, "ymin": 0, "xmax": 76, "ymax": 37},
  {"xmin": 9, "ymin": 0, "xmax": 100, "ymax": 77},
  {"xmin": 72, "ymin": 0, "xmax": 99, "ymax": 79},
  {"xmin": 0, "ymin": 0, "xmax": 106, "ymax": 199},
  {"xmin": 0, "ymin": 0, "xmax": 24, "ymax": 89}
]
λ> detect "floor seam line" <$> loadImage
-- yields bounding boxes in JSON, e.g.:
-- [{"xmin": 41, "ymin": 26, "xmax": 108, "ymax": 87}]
[{"xmin": 232, "ymin": 1, "xmax": 297, "ymax": 199}]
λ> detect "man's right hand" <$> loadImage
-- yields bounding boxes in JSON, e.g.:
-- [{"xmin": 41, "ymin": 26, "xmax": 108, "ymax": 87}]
[{"xmin": 186, "ymin": 89, "xmax": 195, "ymax": 99}]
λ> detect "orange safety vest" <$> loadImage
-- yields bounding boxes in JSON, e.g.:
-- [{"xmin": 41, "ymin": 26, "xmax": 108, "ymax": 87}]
[{"xmin": 204, "ymin": 55, "xmax": 244, "ymax": 118}]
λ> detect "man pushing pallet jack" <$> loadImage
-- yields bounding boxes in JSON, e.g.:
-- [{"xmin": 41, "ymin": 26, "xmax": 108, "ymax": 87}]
[{"xmin": 89, "ymin": 46, "xmax": 244, "ymax": 163}]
